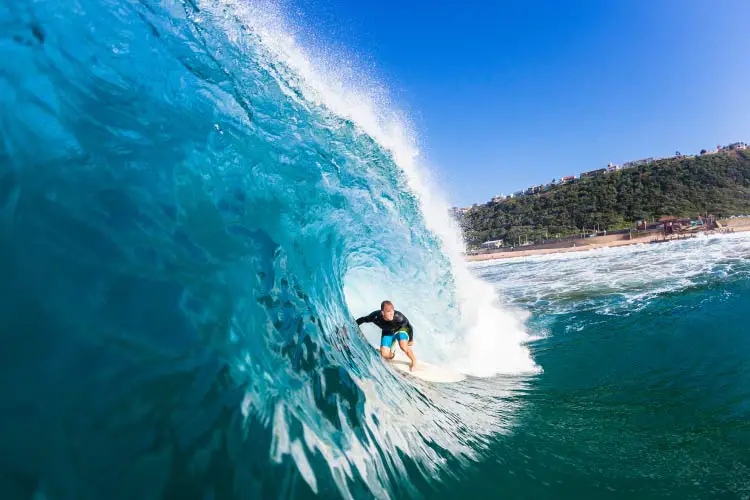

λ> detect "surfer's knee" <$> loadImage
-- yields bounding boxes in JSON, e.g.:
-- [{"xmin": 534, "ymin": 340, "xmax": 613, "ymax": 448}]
[{"xmin": 379, "ymin": 346, "xmax": 391, "ymax": 357}]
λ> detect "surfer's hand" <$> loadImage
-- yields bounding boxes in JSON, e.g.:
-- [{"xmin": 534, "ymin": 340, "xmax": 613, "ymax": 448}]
[{"xmin": 408, "ymin": 340, "xmax": 414, "ymax": 346}]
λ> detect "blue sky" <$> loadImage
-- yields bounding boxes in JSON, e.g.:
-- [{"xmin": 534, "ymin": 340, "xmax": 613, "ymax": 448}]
[{"xmin": 291, "ymin": 0, "xmax": 750, "ymax": 207}]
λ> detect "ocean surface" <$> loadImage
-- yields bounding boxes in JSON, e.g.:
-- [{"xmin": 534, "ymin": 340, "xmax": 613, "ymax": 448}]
[
  {"xmin": 1, "ymin": 1, "xmax": 749, "ymax": 499},
  {"xmin": 467, "ymin": 234, "xmax": 750, "ymax": 499}
]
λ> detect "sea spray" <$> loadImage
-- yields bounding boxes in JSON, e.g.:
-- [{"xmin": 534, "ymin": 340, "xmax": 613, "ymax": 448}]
[{"xmin": 207, "ymin": 0, "xmax": 539, "ymax": 376}]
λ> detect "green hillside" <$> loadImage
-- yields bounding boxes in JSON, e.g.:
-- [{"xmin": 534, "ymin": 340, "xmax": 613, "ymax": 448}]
[{"xmin": 461, "ymin": 149, "xmax": 750, "ymax": 247}]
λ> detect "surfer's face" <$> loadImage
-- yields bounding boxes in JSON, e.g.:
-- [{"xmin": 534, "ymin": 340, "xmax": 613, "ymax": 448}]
[{"xmin": 382, "ymin": 305, "xmax": 395, "ymax": 321}]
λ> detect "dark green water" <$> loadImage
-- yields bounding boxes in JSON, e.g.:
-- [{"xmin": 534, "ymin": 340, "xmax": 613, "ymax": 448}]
[{"xmin": 444, "ymin": 238, "xmax": 750, "ymax": 499}]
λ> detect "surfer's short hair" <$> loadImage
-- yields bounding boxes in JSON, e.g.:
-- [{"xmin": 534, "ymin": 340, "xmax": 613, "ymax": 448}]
[{"xmin": 381, "ymin": 300, "xmax": 394, "ymax": 310}]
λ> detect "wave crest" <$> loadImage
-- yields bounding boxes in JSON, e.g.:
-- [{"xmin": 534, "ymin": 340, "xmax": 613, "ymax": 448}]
[{"xmin": 0, "ymin": 0, "xmax": 537, "ymax": 497}]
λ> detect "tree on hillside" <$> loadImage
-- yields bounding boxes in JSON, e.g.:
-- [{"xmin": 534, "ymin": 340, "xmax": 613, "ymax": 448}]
[{"xmin": 460, "ymin": 152, "xmax": 750, "ymax": 247}]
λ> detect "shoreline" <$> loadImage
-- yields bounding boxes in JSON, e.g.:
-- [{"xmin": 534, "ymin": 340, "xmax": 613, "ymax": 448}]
[{"xmin": 466, "ymin": 221, "xmax": 750, "ymax": 262}]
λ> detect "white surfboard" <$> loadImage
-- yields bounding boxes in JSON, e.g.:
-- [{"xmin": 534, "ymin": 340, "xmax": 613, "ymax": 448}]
[{"xmin": 376, "ymin": 348, "xmax": 466, "ymax": 383}]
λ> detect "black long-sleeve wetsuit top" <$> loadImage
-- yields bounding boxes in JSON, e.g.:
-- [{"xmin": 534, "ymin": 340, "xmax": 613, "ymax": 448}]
[{"xmin": 356, "ymin": 310, "xmax": 414, "ymax": 341}]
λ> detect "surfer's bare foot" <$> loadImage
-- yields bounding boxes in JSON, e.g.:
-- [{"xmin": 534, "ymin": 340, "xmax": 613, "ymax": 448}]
[{"xmin": 410, "ymin": 361, "xmax": 417, "ymax": 371}]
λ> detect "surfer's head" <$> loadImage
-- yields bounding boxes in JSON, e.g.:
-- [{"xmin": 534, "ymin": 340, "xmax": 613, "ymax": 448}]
[{"xmin": 381, "ymin": 300, "xmax": 395, "ymax": 321}]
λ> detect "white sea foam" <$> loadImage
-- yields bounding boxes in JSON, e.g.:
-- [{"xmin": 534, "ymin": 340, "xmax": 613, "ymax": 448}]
[{"xmin": 472, "ymin": 231, "xmax": 750, "ymax": 315}]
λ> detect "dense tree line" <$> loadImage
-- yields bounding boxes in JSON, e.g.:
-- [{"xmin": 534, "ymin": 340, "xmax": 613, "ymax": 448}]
[{"xmin": 461, "ymin": 150, "xmax": 750, "ymax": 247}]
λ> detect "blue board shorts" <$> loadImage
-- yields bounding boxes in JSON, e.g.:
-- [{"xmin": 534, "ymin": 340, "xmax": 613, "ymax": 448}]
[{"xmin": 380, "ymin": 330, "xmax": 409, "ymax": 348}]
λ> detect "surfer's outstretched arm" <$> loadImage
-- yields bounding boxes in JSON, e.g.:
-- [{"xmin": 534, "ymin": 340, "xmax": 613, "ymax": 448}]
[{"xmin": 355, "ymin": 311, "xmax": 379, "ymax": 325}]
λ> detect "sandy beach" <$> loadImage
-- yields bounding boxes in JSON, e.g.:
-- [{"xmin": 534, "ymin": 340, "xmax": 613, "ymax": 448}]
[{"xmin": 466, "ymin": 217, "xmax": 750, "ymax": 262}]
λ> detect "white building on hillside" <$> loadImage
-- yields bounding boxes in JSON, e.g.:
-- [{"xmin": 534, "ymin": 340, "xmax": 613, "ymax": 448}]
[{"xmin": 480, "ymin": 239, "xmax": 504, "ymax": 249}]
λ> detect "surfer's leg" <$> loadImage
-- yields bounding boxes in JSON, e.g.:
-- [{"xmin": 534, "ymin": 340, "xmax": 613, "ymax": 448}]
[
  {"xmin": 380, "ymin": 334, "xmax": 395, "ymax": 359},
  {"xmin": 397, "ymin": 335, "xmax": 417, "ymax": 370}
]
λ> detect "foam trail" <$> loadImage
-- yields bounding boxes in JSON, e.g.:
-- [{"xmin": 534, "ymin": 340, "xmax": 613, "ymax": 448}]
[{"xmin": 474, "ymin": 230, "xmax": 750, "ymax": 316}]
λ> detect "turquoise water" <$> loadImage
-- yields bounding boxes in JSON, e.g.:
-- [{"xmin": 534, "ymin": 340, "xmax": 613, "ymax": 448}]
[
  {"xmin": 463, "ymin": 235, "xmax": 750, "ymax": 499},
  {"xmin": 2, "ymin": 0, "xmax": 749, "ymax": 498}
]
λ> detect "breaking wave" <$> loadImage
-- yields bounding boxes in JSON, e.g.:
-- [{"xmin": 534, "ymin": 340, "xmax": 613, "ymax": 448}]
[{"xmin": 0, "ymin": 0, "xmax": 537, "ymax": 498}]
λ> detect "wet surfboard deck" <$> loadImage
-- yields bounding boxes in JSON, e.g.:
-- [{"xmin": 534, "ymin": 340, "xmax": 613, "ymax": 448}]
[{"xmin": 376, "ymin": 348, "xmax": 466, "ymax": 383}]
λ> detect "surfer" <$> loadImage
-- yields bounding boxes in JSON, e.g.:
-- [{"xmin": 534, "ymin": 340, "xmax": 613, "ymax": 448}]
[{"xmin": 356, "ymin": 300, "xmax": 418, "ymax": 370}]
